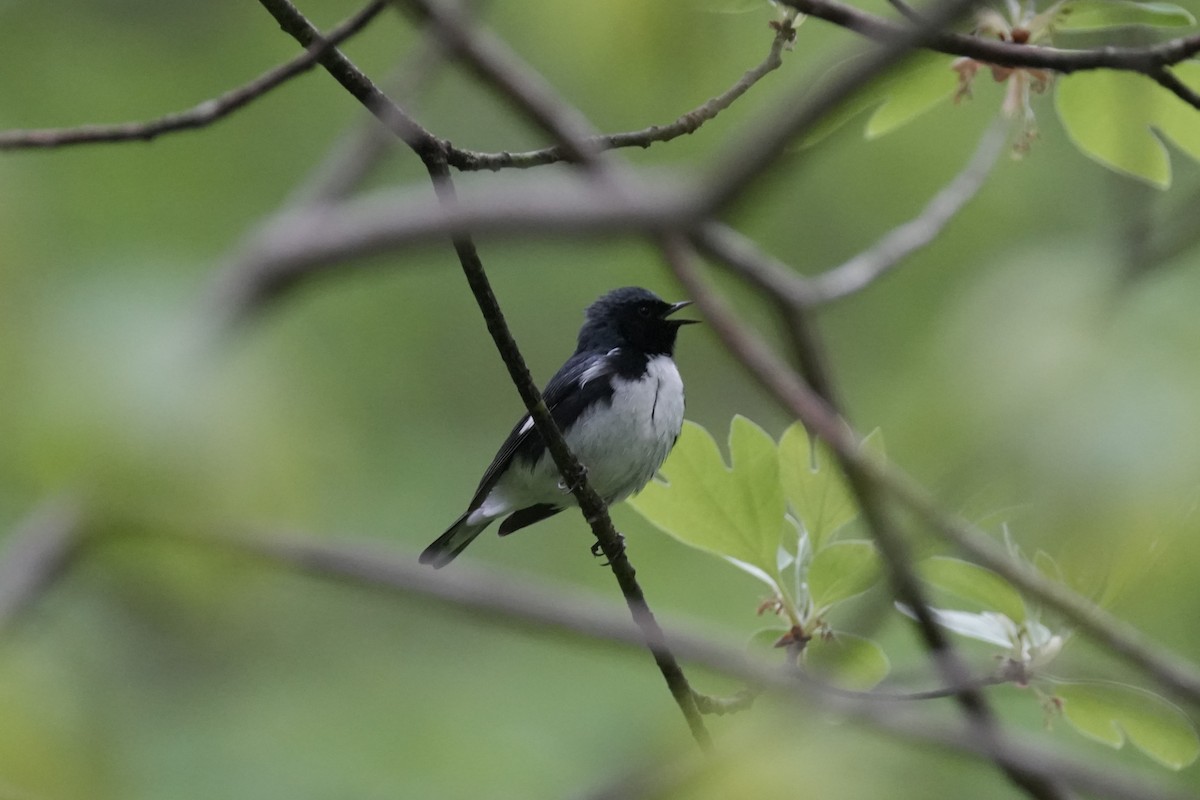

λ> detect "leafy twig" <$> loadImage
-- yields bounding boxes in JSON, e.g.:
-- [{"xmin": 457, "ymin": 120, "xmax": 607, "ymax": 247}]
[
  {"xmin": 659, "ymin": 235, "xmax": 1070, "ymax": 800},
  {"xmin": 776, "ymin": 0, "xmax": 1200, "ymax": 109}
]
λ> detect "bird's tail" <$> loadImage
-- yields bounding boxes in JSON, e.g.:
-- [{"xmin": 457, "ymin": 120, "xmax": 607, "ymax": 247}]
[{"xmin": 419, "ymin": 512, "xmax": 491, "ymax": 568}]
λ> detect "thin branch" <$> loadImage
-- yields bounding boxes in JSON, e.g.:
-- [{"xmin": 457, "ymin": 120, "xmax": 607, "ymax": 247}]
[
  {"xmin": 0, "ymin": 1, "xmax": 387, "ymax": 150},
  {"xmin": 0, "ymin": 497, "xmax": 85, "ymax": 630},
  {"xmin": 659, "ymin": 236, "xmax": 1070, "ymax": 800},
  {"xmin": 1148, "ymin": 65, "xmax": 1200, "ymax": 111},
  {"xmin": 775, "ymin": 0, "xmax": 1200, "ymax": 108},
  {"xmin": 439, "ymin": 23, "xmax": 794, "ymax": 171},
  {"xmin": 394, "ymin": 0, "xmax": 607, "ymax": 168},
  {"xmin": 131, "ymin": 524, "xmax": 1191, "ymax": 800},
  {"xmin": 805, "ymin": 117, "xmax": 1007, "ymax": 303},
  {"xmin": 252, "ymin": 0, "xmax": 711, "ymax": 750}
]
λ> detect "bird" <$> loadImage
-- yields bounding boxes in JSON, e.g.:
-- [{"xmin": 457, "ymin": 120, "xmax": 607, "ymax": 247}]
[{"xmin": 420, "ymin": 287, "xmax": 697, "ymax": 568}]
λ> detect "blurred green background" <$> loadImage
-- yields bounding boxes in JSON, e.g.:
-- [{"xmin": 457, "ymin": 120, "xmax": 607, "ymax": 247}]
[{"xmin": 2, "ymin": 0, "xmax": 1200, "ymax": 797}]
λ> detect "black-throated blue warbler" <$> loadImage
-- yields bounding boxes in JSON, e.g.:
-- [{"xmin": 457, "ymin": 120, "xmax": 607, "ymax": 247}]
[{"xmin": 420, "ymin": 287, "xmax": 696, "ymax": 568}]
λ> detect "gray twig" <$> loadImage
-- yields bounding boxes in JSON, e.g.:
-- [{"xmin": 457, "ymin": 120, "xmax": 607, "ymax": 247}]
[
  {"xmin": 135, "ymin": 523, "xmax": 1190, "ymax": 800},
  {"xmin": 0, "ymin": 497, "xmax": 85, "ymax": 630},
  {"xmin": 805, "ymin": 117, "xmax": 1007, "ymax": 302}
]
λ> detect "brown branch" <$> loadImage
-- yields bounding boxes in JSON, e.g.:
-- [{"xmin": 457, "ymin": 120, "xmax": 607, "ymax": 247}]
[
  {"xmin": 0, "ymin": 1, "xmax": 387, "ymax": 150},
  {"xmin": 252, "ymin": 0, "xmax": 710, "ymax": 751},
  {"xmin": 776, "ymin": 0, "xmax": 1200, "ymax": 108}
]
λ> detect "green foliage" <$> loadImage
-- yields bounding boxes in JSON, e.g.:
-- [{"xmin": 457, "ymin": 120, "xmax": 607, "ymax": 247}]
[
  {"xmin": 633, "ymin": 417, "xmax": 885, "ymax": 687},
  {"xmin": 803, "ymin": 0, "xmax": 1199, "ymax": 186},
  {"xmin": 1055, "ymin": 63, "xmax": 1200, "ymax": 188},
  {"xmin": 631, "ymin": 416, "xmax": 786, "ymax": 582},
  {"xmin": 777, "ymin": 424, "xmax": 854, "ymax": 550},
  {"xmin": 803, "ymin": 632, "xmax": 891, "ymax": 689},
  {"xmin": 803, "ymin": 52, "xmax": 959, "ymax": 146},
  {"xmin": 919, "ymin": 556, "xmax": 1027, "ymax": 623},
  {"xmin": 808, "ymin": 540, "xmax": 881, "ymax": 610},
  {"xmin": 636, "ymin": 415, "xmax": 1198, "ymax": 770},
  {"xmin": 1055, "ymin": 683, "xmax": 1200, "ymax": 769}
]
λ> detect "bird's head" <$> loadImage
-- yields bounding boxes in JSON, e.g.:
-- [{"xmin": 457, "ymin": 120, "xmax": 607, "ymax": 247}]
[{"xmin": 577, "ymin": 287, "xmax": 697, "ymax": 356}]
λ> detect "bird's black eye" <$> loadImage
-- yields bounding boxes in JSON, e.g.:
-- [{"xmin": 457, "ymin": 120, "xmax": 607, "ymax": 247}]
[{"xmin": 637, "ymin": 304, "xmax": 652, "ymax": 318}]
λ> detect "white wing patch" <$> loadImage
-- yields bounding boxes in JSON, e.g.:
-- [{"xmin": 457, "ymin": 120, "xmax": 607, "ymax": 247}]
[{"xmin": 579, "ymin": 350, "xmax": 617, "ymax": 386}]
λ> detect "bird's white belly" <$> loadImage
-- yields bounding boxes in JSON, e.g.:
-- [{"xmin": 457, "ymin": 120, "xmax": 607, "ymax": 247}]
[{"xmin": 502, "ymin": 355, "xmax": 684, "ymax": 509}]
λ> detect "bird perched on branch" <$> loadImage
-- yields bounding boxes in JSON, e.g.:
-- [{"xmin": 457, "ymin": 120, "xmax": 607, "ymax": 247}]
[{"xmin": 420, "ymin": 287, "xmax": 697, "ymax": 568}]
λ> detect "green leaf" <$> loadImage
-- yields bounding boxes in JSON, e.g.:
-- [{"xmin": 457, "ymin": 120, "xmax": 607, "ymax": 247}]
[
  {"xmin": 919, "ymin": 556, "xmax": 1027, "ymax": 622},
  {"xmin": 804, "ymin": 632, "xmax": 891, "ymax": 689},
  {"xmin": 1056, "ymin": 683, "xmax": 1200, "ymax": 769},
  {"xmin": 1056, "ymin": 62, "xmax": 1200, "ymax": 188},
  {"xmin": 808, "ymin": 540, "xmax": 881, "ymax": 609},
  {"xmin": 778, "ymin": 422, "xmax": 855, "ymax": 549},
  {"xmin": 1056, "ymin": 0, "xmax": 1196, "ymax": 30},
  {"xmin": 630, "ymin": 417, "xmax": 786, "ymax": 578},
  {"xmin": 804, "ymin": 51, "xmax": 959, "ymax": 145},
  {"xmin": 747, "ymin": 627, "xmax": 792, "ymax": 657}
]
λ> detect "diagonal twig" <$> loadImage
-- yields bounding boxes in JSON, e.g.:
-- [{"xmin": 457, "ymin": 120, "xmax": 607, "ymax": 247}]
[
  {"xmin": 251, "ymin": 0, "xmax": 711, "ymax": 751},
  {"xmin": 0, "ymin": 496, "xmax": 86, "ymax": 630},
  {"xmin": 0, "ymin": 1, "xmax": 388, "ymax": 150},
  {"xmin": 776, "ymin": 0, "xmax": 1200, "ymax": 109},
  {"xmin": 804, "ymin": 116, "xmax": 1006, "ymax": 302}
]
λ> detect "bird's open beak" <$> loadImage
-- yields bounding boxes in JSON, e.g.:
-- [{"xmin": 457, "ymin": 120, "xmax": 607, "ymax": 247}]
[{"xmin": 666, "ymin": 300, "xmax": 700, "ymax": 325}]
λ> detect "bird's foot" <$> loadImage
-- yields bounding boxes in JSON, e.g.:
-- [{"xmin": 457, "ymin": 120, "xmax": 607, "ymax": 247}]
[
  {"xmin": 557, "ymin": 465, "xmax": 589, "ymax": 494},
  {"xmin": 590, "ymin": 533, "xmax": 626, "ymax": 566}
]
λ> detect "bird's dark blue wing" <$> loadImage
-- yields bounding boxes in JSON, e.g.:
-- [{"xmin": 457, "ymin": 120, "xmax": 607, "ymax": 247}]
[{"xmin": 465, "ymin": 351, "xmax": 616, "ymax": 511}]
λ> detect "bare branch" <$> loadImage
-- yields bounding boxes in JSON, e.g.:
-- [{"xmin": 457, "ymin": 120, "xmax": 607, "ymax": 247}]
[
  {"xmin": 134, "ymin": 524, "xmax": 1191, "ymax": 800},
  {"xmin": 805, "ymin": 116, "xmax": 1007, "ymax": 303},
  {"xmin": 1148, "ymin": 65, "xmax": 1200, "ymax": 111},
  {"xmin": 0, "ymin": 1, "xmax": 387, "ymax": 150},
  {"xmin": 252, "ymin": 0, "xmax": 711, "ymax": 750}
]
